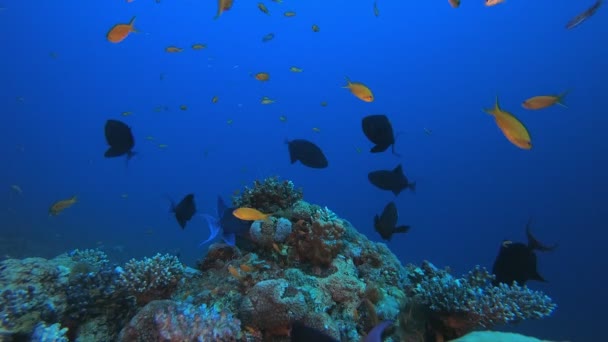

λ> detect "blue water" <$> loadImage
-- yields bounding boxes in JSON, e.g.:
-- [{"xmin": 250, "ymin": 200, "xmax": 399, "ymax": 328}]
[{"xmin": 1, "ymin": 0, "xmax": 605, "ymax": 340}]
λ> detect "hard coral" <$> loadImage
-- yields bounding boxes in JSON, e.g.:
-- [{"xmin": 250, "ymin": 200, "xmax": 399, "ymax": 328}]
[
  {"xmin": 293, "ymin": 206, "xmax": 345, "ymax": 267},
  {"xmin": 403, "ymin": 261, "xmax": 557, "ymax": 340},
  {"xmin": 117, "ymin": 253, "xmax": 184, "ymax": 306},
  {"xmin": 118, "ymin": 300, "xmax": 241, "ymax": 342},
  {"xmin": 232, "ymin": 176, "xmax": 303, "ymax": 213}
]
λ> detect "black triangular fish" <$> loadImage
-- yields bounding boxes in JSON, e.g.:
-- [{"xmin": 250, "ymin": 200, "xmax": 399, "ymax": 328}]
[
  {"xmin": 167, "ymin": 193, "xmax": 196, "ymax": 229},
  {"xmin": 374, "ymin": 201, "xmax": 410, "ymax": 241},
  {"xmin": 362, "ymin": 114, "xmax": 399, "ymax": 156},
  {"xmin": 285, "ymin": 139, "xmax": 328, "ymax": 169},
  {"xmin": 491, "ymin": 218, "xmax": 557, "ymax": 286},
  {"xmin": 200, "ymin": 195, "xmax": 252, "ymax": 247},
  {"xmin": 368, "ymin": 164, "xmax": 415, "ymax": 195},
  {"xmin": 104, "ymin": 119, "xmax": 136, "ymax": 160}
]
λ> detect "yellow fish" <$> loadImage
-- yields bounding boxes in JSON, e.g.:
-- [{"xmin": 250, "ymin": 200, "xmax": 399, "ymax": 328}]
[
  {"xmin": 312, "ymin": 24, "xmax": 320, "ymax": 32},
  {"xmin": 484, "ymin": 96, "xmax": 532, "ymax": 150},
  {"xmin": 145, "ymin": 136, "xmax": 155, "ymax": 141},
  {"xmin": 215, "ymin": 0, "xmax": 234, "ymax": 19},
  {"xmin": 343, "ymin": 77, "xmax": 374, "ymax": 102},
  {"xmin": 258, "ymin": 2, "xmax": 270, "ymax": 14},
  {"xmin": 279, "ymin": 115, "xmax": 287, "ymax": 122},
  {"xmin": 179, "ymin": 105, "xmax": 188, "ymax": 111},
  {"xmin": 158, "ymin": 144, "xmax": 168, "ymax": 148},
  {"xmin": 192, "ymin": 43, "xmax": 207, "ymax": 50},
  {"xmin": 165, "ymin": 46, "xmax": 183, "ymax": 53},
  {"xmin": 312, "ymin": 127, "xmax": 321, "ymax": 133},
  {"xmin": 212, "ymin": 96, "xmax": 219, "ymax": 103},
  {"xmin": 261, "ymin": 96, "xmax": 275, "ymax": 104},
  {"xmin": 227, "ymin": 119, "xmax": 234, "ymax": 125},
  {"xmin": 49, "ymin": 195, "xmax": 77, "ymax": 216},
  {"xmin": 289, "ymin": 66, "xmax": 303, "ymax": 72},
  {"xmin": 522, "ymin": 91, "xmax": 568, "ymax": 110},
  {"xmin": 121, "ymin": 111, "xmax": 133, "ymax": 116},
  {"xmin": 233, "ymin": 207, "xmax": 271, "ymax": 221},
  {"xmin": 284, "ymin": 11, "xmax": 296, "ymax": 17}
]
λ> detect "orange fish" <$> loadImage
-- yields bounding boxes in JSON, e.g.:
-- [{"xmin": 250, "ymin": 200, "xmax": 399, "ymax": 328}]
[
  {"xmin": 448, "ymin": 0, "xmax": 460, "ymax": 7},
  {"xmin": 284, "ymin": 11, "xmax": 296, "ymax": 17},
  {"xmin": 522, "ymin": 91, "xmax": 568, "ymax": 110},
  {"xmin": 233, "ymin": 207, "xmax": 271, "ymax": 221},
  {"xmin": 254, "ymin": 72, "xmax": 270, "ymax": 81},
  {"xmin": 343, "ymin": 76, "xmax": 374, "ymax": 102},
  {"xmin": 49, "ymin": 195, "xmax": 77, "ymax": 216},
  {"xmin": 484, "ymin": 96, "xmax": 532, "ymax": 150},
  {"xmin": 215, "ymin": 0, "xmax": 234, "ymax": 18},
  {"xmin": 106, "ymin": 16, "xmax": 137, "ymax": 43},
  {"xmin": 165, "ymin": 46, "xmax": 183, "ymax": 53},
  {"xmin": 485, "ymin": 0, "xmax": 505, "ymax": 6}
]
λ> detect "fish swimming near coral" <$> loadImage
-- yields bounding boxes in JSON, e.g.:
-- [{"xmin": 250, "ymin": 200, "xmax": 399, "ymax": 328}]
[
  {"xmin": 167, "ymin": 193, "xmax": 196, "ymax": 229},
  {"xmin": 374, "ymin": 202, "xmax": 410, "ymax": 241},
  {"xmin": 233, "ymin": 207, "xmax": 271, "ymax": 221},
  {"xmin": 491, "ymin": 218, "xmax": 557, "ymax": 285},
  {"xmin": 368, "ymin": 164, "xmax": 415, "ymax": 195},
  {"xmin": 104, "ymin": 119, "xmax": 136, "ymax": 160},
  {"xmin": 362, "ymin": 114, "xmax": 400, "ymax": 155},
  {"xmin": 200, "ymin": 195, "xmax": 252, "ymax": 246},
  {"xmin": 286, "ymin": 139, "xmax": 329, "ymax": 169},
  {"xmin": 290, "ymin": 320, "xmax": 393, "ymax": 342}
]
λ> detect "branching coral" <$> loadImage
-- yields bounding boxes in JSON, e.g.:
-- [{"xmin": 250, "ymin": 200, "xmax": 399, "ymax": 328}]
[
  {"xmin": 117, "ymin": 253, "xmax": 184, "ymax": 305},
  {"xmin": 232, "ymin": 176, "xmax": 303, "ymax": 213},
  {"xmin": 403, "ymin": 261, "xmax": 557, "ymax": 340}
]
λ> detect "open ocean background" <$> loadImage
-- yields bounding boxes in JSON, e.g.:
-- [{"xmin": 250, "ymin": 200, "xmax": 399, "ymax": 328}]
[{"xmin": 1, "ymin": 0, "xmax": 605, "ymax": 340}]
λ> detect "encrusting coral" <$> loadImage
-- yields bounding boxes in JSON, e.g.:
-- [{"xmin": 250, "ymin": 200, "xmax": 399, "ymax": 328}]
[{"xmin": 0, "ymin": 177, "xmax": 561, "ymax": 342}]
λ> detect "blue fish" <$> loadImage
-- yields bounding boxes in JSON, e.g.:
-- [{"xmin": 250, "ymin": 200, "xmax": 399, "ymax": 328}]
[{"xmin": 200, "ymin": 195, "xmax": 252, "ymax": 246}]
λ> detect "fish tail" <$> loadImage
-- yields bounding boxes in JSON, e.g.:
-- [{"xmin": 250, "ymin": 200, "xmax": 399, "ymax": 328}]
[
  {"xmin": 71, "ymin": 195, "xmax": 78, "ymax": 202},
  {"xmin": 199, "ymin": 214, "xmax": 222, "ymax": 247},
  {"xmin": 525, "ymin": 218, "xmax": 557, "ymax": 252},
  {"xmin": 408, "ymin": 182, "xmax": 416, "ymax": 193},
  {"xmin": 129, "ymin": 16, "xmax": 138, "ymax": 32},
  {"xmin": 556, "ymin": 90, "xmax": 569, "ymax": 108},
  {"xmin": 343, "ymin": 76, "xmax": 351, "ymax": 88}
]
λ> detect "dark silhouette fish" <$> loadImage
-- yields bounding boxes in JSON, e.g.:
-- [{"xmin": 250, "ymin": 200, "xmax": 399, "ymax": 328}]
[
  {"xmin": 362, "ymin": 114, "xmax": 399, "ymax": 155},
  {"xmin": 104, "ymin": 119, "xmax": 135, "ymax": 159},
  {"xmin": 368, "ymin": 164, "xmax": 415, "ymax": 195},
  {"xmin": 290, "ymin": 320, "xmax": 392, "ymax": 342},
  {"xmin": 492, "ymin": 218, "xmax": 557, "ymax": 286},
  {"xmin": 565, "ymin": 0, "xmax": 602, "ymax": 29},
  {"xmin": 200, "ymin": 195, "xmax": 252, "ymax": 246},
  {"xmin": 286, "ymin": 139, "xmax": 328, "ymax": 169},
  {"xmin": 374, "ymin": 202, "xmax": 410, "ymax": 241},
  {"xmin": 168, "ymin": 193, "xmax": 196, "ymax": 229}
]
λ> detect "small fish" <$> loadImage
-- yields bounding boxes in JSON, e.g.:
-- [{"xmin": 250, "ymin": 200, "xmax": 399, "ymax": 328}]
[
  {"xmin": 284, "ymin": 11, "xmax": 296, "ymax": 17},
  {"xmin": 10, "ymin": 185, "xmax": 22, "ymax": 195},
  {"xmin": 121, "ymin": 111, "xmax": 133, "ymax": 117},
  {"xmin": 212, "ymin": 96, "xmax": 219, "ymax": 103},
  {"xmin": 566, "ymin": 0, "xmax": 602, "ymax": 29},
  {"xmin": 423, "ymin": 128, "xmax": 432, "ymax": 135},
  {"xmin": 254, "ymin": 72, "xmax": 270, "ymax": 81},
  {"xmin": 361, "ymin": 114, "xmax": 399, "ymax": 155},
  {"xmin": 233, "ymin": 207, "xmax": 271, "ymax": 221},
  {"xmin": 261, "ymin": 96, "xmax": 275, "ymax": 104},
  {"xmin": 286, "ymin": 139, "xmax": 329, "ymax": 168},
  {"xmin": 262, "ymin": 33, "xmax": 275, "ymax": 42},
  {"xmin": 491, "ymin": 218, "xmax": 557, "ymax": 285},
  {"xmin": 522, "ymin": 91, "xmax": 568, "ymax": 110},
  {"xmin": 104, "ymin": 119, "xmax": 136, "ymax": 160},
  {"xmin": 258, "ymin": 2, "xmax": 270, "ymax": 14},
  {"xmin": 158, "ymin": 144, "xmax": 168, "ymax": 148},
  {"xmin": 227, "ymin": 119, "xmax": 234, "ymax": 125},
  {"xmin": 165, "ymin": 46, "xmax": 183, "ymax": 53},
  {"xmin": 312, "ymin": 127, "xmax": 321, "ymax": 133},
  {"xmin": 320, "ymin": 101, "xmax": 328, "ymax": 107},
  {"xmin": 179, "ymin": 104, "xmax": 188, "ymax": 111},
  {"xmin": 343, "ymin": 76, "xmax": 374, "ymax": 102},
  {"xmin": 484, "ymin": 96, "xmax": 532, "ymax": 150},
  {"xmin": 120, "ymin": 193, "xmax": 129, "ymax": 199},
  {"xmin": 145, "ymin": 136, "xmax": 155, "ymax": 141},
  {"xmin": 289, "ymin": 66, "xmax": 303, "ymax": 72},
  {"xmin": 191, "ymin": 43, "xmax": 206, "ymax": 50},
  {"xmin": 448, "ymin": 0, "xmax": 460, "ymax": 8},
  {"xmin": 49, "ymin": 195, "xmax": 77, "ymax": 216},
  {"xmin": 106, "ymin": 16, "xmax": 137, "ymax": 43},
  {"xmin": 312, "ymin": 24, "xmax": 320, "ymax": 32},
  {"xmin": 373, "ymin": 1, "xmax": 380, "ymax": 16},
  {"xmin": 279, "ymin": 115, "xmax": 287, "ymax": 122},
  {"xmin": 167, "ymin": 193, "xmax": 196, "ymax": 229},
  {"xmin": 271, "ymin": 0, "xmax": 282, "ymax": 2},
  {"xmin": 374, "ymin": 202, "xmax": 410, "ymax": 241},
  {"xmin": 485, "ymin": 0, "xmax": 505, "ymax": 6},
  {"xmin": 215, "ymin": 0, "xmax": 234, "ymax": 18},
  {"xmin": 368, "ymin": 164, "xmax": 415, "ymax": 195},
  {"xmin": 49, "ymin": 52, "xmax": 58, "ymax": 59}
]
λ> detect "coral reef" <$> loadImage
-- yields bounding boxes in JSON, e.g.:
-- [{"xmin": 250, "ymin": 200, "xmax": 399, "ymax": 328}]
[
  {"xmin": 31, "ymin": 322, "xmax": 69, "ymax": 342},
  {"xmin": 250, "ymin": 217, "xmax": 292, "ymax": 247},
  {"xmin": 118, "ymin": 300, "xmax": 241, "ymax": 341},
  {"xmin": 401, "ymin": 261, "xmax": 557, "ymax": 340},
  {"xmin": 117, "ymin": 253, "xmax": 185, "ymax": 305},
  {"xmin": 232, "ymin": 176, "xmax": 303, "ymax": 213}
]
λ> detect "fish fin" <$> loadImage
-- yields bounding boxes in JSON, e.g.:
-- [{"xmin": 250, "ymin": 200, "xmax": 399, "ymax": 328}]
[
  {"xmin": 392, "ymin": 131, "xmax": 404, "ymax": 157},
  {"xmin": 393, "ymin": 164, "xmax": 403, "ymax": 175},
  {"xmin": 342, "ymin": 76, "xmax": 351, "ymax": 87},
  {"xmin": 217, "ymin": 195, "xmax": 228, "ymax": 217},
  {"xmin": 391, "ymin": 188, "xmax": 402, "ymax": 196},
  {"xmin": 71, "ymin": 195, "xmax": 78, "ymax": 202},
  {"xmin": 104, "ymin": 147, "xmax": 122, "ymax": 157},
  {"xmin": 531, "ymin": 271, "xmax": 547, "ymax": 282},
  {"xmin": 394, "ymin": 225, "xmax": 410, "ymax": 234},
  {"xmin": 556, "ymin": 90, "xmax": 569, "ymax": 108},
  {"xmin": 370, "ymin": 144, "xmax": 389, "ymax": 153},
  {"xmin": 373, "ymin": 214, "xmax": 380, "ymax": 226},
  {"xmin": 365, "ymin": 320, "xmax": 394, "ymax": 342},
  {"xmin": 199, "ymin": 214, "xmax": 221, "ymax": 247},
  {"xmin": 129, "ymin": 16, "xmax": 137, "ymax": 31},
  {"xmin": 526, "ymin": 218, "xmax": 557, "ymax": 252},
  {"xmin": 408, "ymin": 181, "xmax": 416, "ymax": 193},
  {"xmin": 222, "ymin": 233, "xmax": 236, "ymax": 246}
]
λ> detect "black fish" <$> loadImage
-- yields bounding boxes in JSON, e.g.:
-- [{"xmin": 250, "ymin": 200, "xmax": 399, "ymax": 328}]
[
  {"xmin": 374, "ymin": 202, "xmax": 410, "ymax": 241},
  {"xmin": 368, "ymin": 164, "xmax": 415, "ymax": 195},
  {"xmin": 168, "ymin": 194, "xmax": 196, "ymax": 229},
  {"xmin": 290, "ymin": 322, "xmax": 338, "ymax": 342},
  {"xmin": 200, "ymin": 195, "xmax": 252, "ymax": 247},
  {"xmin": 286, "ymin": 139, "xmax": 328, "ymax": 169},
  {"xmin": 362, "ymin": 114, "xmax": 399, "ymax": 155},
  {"xmin": 565, "ymin": 0, "xmax": 602, "ymax": 30},
  {"xmin": 491, "ymin": 218, "xmax": 557, "ymax": 286},
  {"xmin": 104, "ymin": 119, "xmax": 135, "ymax": 159}
]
